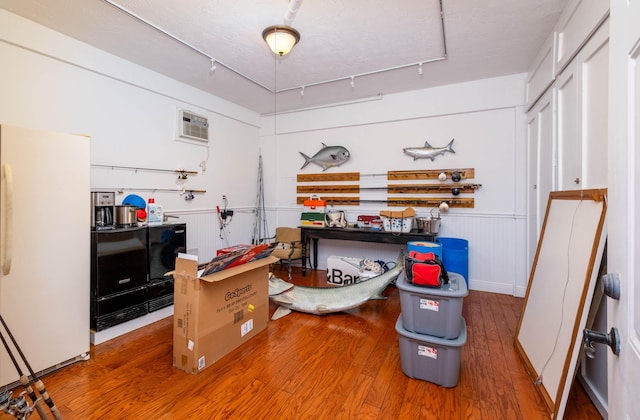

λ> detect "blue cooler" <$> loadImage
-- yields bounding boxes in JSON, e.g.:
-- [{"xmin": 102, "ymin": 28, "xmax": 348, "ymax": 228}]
[{"xmin": 437, "ymin": 237, "xmax": 469, "ymax": 285}]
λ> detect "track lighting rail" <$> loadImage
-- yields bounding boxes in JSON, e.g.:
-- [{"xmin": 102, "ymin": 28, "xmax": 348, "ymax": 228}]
[{"xmin": 100, "ymin": 0, "xmax": 448, "ymax": 96}]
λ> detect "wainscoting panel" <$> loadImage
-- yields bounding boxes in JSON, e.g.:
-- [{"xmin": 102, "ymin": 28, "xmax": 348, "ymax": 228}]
[
  {"xmin": 275, "ymin": 208, "xmax": 526, "ymax": 296},
  {"xmin": 168, "ymin": 206, "xmax": 527, "ymax": 296}
]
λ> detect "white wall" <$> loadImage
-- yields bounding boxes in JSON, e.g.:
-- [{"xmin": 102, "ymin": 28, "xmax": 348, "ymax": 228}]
[
  {"xmin": 260, "ymin": 75, "xmax": 529, "ymax": 296},
  {"xmin": 1, "ymin": 9, "xmax": 530, "ymax": 296},
  {"xmin": 0, "ymin": 10, "xmax": 261, "ymax": 262}
]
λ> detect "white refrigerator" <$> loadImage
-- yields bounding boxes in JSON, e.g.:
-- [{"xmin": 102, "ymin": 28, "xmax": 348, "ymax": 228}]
[{"xmin": 0, "ymin": 124, "xmax": 90, "ymax": 387}]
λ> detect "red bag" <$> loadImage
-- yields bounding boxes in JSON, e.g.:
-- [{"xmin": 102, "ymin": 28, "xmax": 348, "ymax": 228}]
[{"xmin": 403, "ymin": 250, "xmax": 449, "ymax": 287}]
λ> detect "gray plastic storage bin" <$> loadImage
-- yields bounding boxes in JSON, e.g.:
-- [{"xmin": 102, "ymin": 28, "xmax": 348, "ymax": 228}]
[
  {"xmin": 397, "ymin": 272, "xmax": 468, "ymax": 339},
  {"xmin": 395, "ymin": 315, "xmax": 466, "ymax": 387}
]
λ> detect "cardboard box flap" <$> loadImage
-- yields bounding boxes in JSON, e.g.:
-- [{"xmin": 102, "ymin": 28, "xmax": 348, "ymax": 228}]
[
  {"xmin": 175, "ymin": 254, "xmax": 278, "ymax": 283},
  {"xmin": 199, "ymin": 256, "xmax": 277, "ymax": 282},
  {"xmin": 175, "ymin": 253, "xmax": 199, "ymax": 275}
]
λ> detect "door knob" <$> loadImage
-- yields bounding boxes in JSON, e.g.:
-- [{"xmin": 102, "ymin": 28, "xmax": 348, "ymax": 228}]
[
  {"xmin": 601, "ymin": 273, "xmax": 620, "ymax": 300},
  {"xmin": 583, "ymin": 327, "xmax": 620, "ymax": 358},
  {"xmin": 574, "ymin": 177, "xmax": 580, "ymax": 184}
]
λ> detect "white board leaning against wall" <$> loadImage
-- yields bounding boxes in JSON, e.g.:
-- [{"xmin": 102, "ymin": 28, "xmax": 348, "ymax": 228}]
[{"xmin": 514, "ymin": 189, "xmax": 607, "ymax": 420}]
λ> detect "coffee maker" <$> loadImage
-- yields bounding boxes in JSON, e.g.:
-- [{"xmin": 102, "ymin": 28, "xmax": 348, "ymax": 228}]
[{"xmin": 91, "ymin": 191, "xmax": 115, "ymax": 230}]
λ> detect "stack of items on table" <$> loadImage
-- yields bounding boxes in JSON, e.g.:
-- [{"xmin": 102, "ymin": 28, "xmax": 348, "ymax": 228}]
[
  {"xmin": 395, "ymin": 247, "xmax": 469, "ymax": 388},
  {"xmin": 300, "ymin": 195, "xmax": 326, "ymax": 227}
]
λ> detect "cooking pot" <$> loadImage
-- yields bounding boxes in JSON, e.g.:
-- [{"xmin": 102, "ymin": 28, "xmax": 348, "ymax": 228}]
[
  {"xmin": 115, "ymin": 205, "xmax": 138, "ymax": 227},
  {"xmin": 416, "ymin": 216, "xmax": 441, "ymax": 235}
]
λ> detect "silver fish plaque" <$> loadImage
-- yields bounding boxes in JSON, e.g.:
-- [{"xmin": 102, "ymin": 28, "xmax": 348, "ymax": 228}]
[
  {"xmin": 300, "ymin": 143, "xmax": 351, "ymax": 171},
  {"xmin": 403, "ymin": 138, "xmax": 455, "ymax": 161}
]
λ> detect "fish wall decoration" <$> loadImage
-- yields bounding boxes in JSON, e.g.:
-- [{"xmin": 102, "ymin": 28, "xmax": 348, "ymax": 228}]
[
  {"xmin": 403, "ymin": 138, "xmax": 455, "ymax": 161},
  {"xmin": 300, "ymin": 143, "xmax": 351, "ymax": 171}
]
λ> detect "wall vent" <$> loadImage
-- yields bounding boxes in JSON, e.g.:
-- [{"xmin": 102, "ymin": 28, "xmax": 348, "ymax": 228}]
[{"xmin": 178, "ymin": 109, "xmax": 209, "ymax": 142}]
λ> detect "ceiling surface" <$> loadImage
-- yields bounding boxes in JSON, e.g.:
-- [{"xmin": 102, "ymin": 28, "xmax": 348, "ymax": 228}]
[{"xmin": 1, "ymin": 0, "xmax": 567, "ymax": 114}]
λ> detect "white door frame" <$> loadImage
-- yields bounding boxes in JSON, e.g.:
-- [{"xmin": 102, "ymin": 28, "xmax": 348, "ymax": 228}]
[{"xmin": 607, "ymin": 1, "xmax": 640, "ymax": 418}]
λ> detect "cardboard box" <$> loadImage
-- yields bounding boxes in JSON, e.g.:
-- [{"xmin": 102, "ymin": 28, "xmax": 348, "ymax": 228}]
[{"xmin": 173, "ymin": 254, "xmax": 278, "ymax": 374}]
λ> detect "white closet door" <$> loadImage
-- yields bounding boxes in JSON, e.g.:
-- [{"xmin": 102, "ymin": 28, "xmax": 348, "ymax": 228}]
[
  {"xmin": 555, "ymin": 20, "xmax": 609, "ymax": 191},
  {"xmin": 555, "ymin": 61, "xmax": 581, "ymax": 190},
  {"xmin": 526, "ymin": 89, "xmax": 555, "ymax": 272},
  {"xmin": 580, "ymin": 21, "xmax": 609, "ymax": 189}
]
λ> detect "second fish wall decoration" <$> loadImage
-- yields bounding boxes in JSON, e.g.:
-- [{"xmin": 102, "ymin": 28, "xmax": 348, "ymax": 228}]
[{"xmin": 403, "ymin": 138, "xmax": 455, "ymax": 161}]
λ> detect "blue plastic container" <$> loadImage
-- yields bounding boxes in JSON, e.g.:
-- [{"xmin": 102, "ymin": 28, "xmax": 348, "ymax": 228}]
[{"xmin": 437, "ymin": 237, "xmax": 469, "ymax": 285}]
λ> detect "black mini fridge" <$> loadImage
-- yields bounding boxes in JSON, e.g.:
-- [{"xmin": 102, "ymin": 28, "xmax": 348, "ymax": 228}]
[
  {"xmin": 147, "ymin": 223, "xmax": 187, "ymax": 312},
  {"xmin": 90, "ymin": 226, "xmax": 149, "ymax": 331}
]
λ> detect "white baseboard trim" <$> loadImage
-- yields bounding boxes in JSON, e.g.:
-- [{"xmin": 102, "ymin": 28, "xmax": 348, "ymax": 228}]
[
  {"xmin": 468, "ymin": 279, "xmax": 518, "ymax": 296},
  {"xmin": 514, "ymin": 285, "xmax": 528, "ymax": 298},
  {"xmin": 90, "ymin": 306, "xmax": 173, "ymax": 345}
]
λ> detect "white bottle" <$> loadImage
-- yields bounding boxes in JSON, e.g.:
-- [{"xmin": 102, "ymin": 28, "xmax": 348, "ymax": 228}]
[{"xmin": 147, "ymin": 197, "xmax": 163, "ymax": 226}]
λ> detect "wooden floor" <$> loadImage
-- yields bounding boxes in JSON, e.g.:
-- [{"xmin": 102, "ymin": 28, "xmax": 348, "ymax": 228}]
[{"xmin": 3, "ymin": 266, "xmax": 601, "ymax": 419}]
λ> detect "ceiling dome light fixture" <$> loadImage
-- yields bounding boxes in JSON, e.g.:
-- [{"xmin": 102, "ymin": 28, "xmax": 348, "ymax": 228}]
[{"xmin": 262, "ymin": 25, "xmax": 301, "ymax": 56}]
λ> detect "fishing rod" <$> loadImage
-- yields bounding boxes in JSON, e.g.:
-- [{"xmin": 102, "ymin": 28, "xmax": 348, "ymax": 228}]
[
  {"xmin": 0, "ymin": 315, "xmax": 63, "ymax": 420},
  {"xmin": 362, "ymin": 183, "xmax": 481, "ymax": 192},
  {"xmin": 216, "ymin": 204, "xmax": 232, "ymax": 246},
  {"xmin": 1, "ymin": 389, "xmax": 32, "ymax": 420},
  {"xmin": 0, "ymin": 329, "xmax": 48, "ymax": 419},
  {"xmin": 251, "ymin": 154, "xmax": 269, "ymax": 245},
  {"xmin": 297, "ymin": 196, "xmax": 474, "ymax": 208},
  {"xmin": 326, "ymin": 199, "xmax": 472, "ymax": 207},
  {"xmin": 297, "ymin": 183, "xmax": 483, "ymax": 194}
]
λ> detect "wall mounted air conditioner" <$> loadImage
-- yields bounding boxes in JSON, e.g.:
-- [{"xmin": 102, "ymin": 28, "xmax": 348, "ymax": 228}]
[{"xmin": 178, "ymin": 109, "xmax": 209, "ymax": 142}]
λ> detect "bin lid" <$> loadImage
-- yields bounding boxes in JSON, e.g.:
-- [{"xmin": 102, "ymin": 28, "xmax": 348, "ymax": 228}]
[
  {"xmin": 396, "ymin": 272, "xmax": 468, "ymax": 297},
  {"xmin": 395, "ymin": 315, "xmax": 467, "ymax": 346}
]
